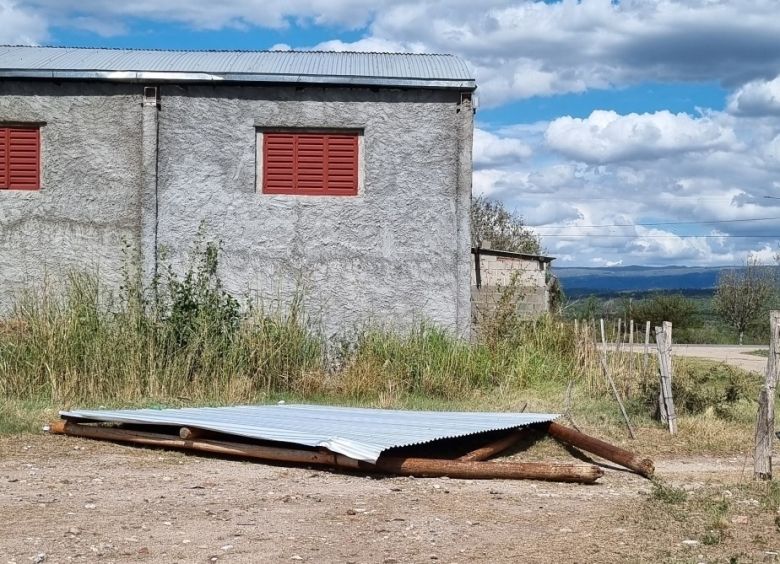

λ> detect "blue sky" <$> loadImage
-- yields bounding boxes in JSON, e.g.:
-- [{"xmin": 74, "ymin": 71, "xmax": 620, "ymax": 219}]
[{"xmin": 2, "ymin": 0, "xmax": 780, "ymax": 267}]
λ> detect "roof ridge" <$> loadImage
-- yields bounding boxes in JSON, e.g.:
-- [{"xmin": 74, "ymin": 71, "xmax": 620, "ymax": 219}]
[{"xmin": 0, "ymin": 44, "xmax": 456, "ymax": 57}]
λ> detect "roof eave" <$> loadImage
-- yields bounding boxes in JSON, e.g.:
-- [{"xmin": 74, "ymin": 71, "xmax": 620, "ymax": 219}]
[{"xmin": 0, "ymin": 69, "xmax": 477, "ymax": 90}]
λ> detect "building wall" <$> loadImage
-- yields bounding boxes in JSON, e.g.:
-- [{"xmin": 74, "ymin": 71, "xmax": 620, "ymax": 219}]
[
  {"xmin": 155, "ymin": 84, "xmax": 472, "ymax": 337},
  {"xmin": 0, "ymin": 81, "xmax": 143, "ymax": 311},
  {"xmin": 471, "ymin": 252, "xmax": 550, "ymax": 327},
  {"xmin": 0, "ymin": 81, "xmax": 472, "ymax": 334}
]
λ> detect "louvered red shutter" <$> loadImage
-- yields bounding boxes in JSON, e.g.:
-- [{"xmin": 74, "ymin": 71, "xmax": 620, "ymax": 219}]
[
  {"xmin": 296, "ymin": 134, "xmax": 327, "ymax": 194},
  {"xmin": 4, "ymin": 127, "xmax": 40, "ymax": 190},
  {"xmin": 263, "ymin": 131, "xmax": 358, "ymax": 196},
  {"xmin": 0, "ymin": 128, "xmax": 8, "ymax": 189},
  {"xmin": 325, "ymin": 135, "xmax": 358, "ymax": 195},
  {"xmin": 263, "ymin": 133, "xmax": 295, "ymax": 194}
]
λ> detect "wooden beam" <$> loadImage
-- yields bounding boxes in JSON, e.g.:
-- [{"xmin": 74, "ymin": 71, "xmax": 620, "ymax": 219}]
[
  {"xmin": 457, "ymin": 429, "xmax": 527, "ymax": 462},
  {"xmin": 49, "ymin": 421, "xmax": 603, "ymax": 484},
  {"xmin": 179, "ymin": 427, "xmax": 207, "ymax": 440},
  {"xmin": 545, "ymin": 421, "xmax": 654, "ymax": 478}
]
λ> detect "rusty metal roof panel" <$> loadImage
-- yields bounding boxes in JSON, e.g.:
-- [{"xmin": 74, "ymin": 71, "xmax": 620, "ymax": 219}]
[
  {"xmin": 0, "ymin": 46, "xmax": 475, "ymax": 90},
  {"xmin": 59, "ymin": 404, "xmax": 557, "ymax": 463}
]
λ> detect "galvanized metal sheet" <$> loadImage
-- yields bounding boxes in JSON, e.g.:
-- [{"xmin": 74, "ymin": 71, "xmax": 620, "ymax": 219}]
[
  {"xmin": 0, "ymin": 46, "xmax": 475, "ymax": 90},
  {"xmin": 60, "ymin": 404, "xmax": 558, "ymax": 463}
]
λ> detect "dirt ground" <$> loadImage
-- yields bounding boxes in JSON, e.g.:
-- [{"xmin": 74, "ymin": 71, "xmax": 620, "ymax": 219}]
[{"xmin": 2, "ymin": 434, "xmax": 778, "ymax": 563}]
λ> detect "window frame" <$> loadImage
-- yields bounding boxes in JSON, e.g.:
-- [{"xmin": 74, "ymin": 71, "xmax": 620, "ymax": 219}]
[
  {"xmin": 0, "ymin": 124, "xmax": 41, "ymax": 191},
  {"xmin": 258, "ymin": 129, "xmax": 362, "ymax": 197}
]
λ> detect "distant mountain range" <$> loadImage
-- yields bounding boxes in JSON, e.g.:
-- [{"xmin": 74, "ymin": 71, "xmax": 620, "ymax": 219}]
[{"xmin": 554, "ymin": 265, "xmax": 780, "ymax": 297}]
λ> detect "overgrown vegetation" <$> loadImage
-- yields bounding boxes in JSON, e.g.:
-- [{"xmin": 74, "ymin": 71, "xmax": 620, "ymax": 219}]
[
  {"xmin": 0, "ymin": 238, "xmax": 764, "ymax": 453},
  {"xmin": 714, "ymin": 258, "xmax": 777, "ymax": 344},
  {"xmin": 470, "ymin": 195, "xmax": 541, "ymax": 254},
  {"xmin": 565, "ymin": 288, "xmax": 779, "ymax": 345}
]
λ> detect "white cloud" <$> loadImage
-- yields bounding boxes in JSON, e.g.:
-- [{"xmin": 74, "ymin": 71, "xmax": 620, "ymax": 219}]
[
  {"xmin": 545, "ymin": 110, "xmax": 737, "ymax": 164},
  {"xmin": 0, "ymin": 1, "xmax": 47, "ymax": 44},
  {"xmin": 728, "ymin": 76, "xmax": 780, "ymax": 116},
  {"xmin": 748, "ymin": 244, "xmax": 779, "ymax": 263},
  {"xmin": 592, "ymin": 258, "xmax": 623, "ymax": 267},
  {"xmin": 472, "ymin": 128, "xmax": 532, "ymax": 169},
  {"xmin": 476, "ymin": 104, "xmax": 780, "ymax": 266},
  {"xmin": 8, "ymin": 1, "xmax": 780, "ymax": 105},
  {"xmin": 5, "ymin": 0, "xmax": 780, "ymax": 266},
  {"xmin": 21, "ymin": 0, "xmax": 383, "ymax": 30}
]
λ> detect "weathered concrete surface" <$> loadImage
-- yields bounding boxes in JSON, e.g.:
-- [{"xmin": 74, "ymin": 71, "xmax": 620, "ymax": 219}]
[
  {"xmin": 156, "ymin": 85, "xmax": 472, "ymax": 337},
  {"xmin": 471, "ymin": 252, "xmax": 551, "ymax": 328},
  {"xmin": 0, "ymin": 81, "xmax": 143, "ymax": 312},
  {"xmin": 0, "ymin": 81, "xmax": 472, "ymax": 337}
]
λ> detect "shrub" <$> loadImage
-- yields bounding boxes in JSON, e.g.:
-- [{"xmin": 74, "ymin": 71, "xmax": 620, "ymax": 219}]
[{"xmin": 634, "ymin": 293, "xmax": 696, "ymax": 330}]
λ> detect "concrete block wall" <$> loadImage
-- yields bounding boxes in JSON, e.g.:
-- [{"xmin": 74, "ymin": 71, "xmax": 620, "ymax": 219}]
[{"xmin": 470, "ymin": 252, "xmax": 550, "ymax": 330}]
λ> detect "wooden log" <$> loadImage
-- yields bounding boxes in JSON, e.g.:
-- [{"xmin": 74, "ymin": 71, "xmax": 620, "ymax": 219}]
[
  {"xmin": 179, "ymin": 427, "xmax": 207, "ymax": 440},
  {"xmin": 49, "ymin": 421, "xmax": 604, "ymax": 483},
  {"xmin": 373, "ymin": 457, "xmax": 602, "ymax": 483},
  {"xmin": 754, "ymin": 310, "xmax": 779, "ymax": 480},
  {"xmin": 457, "ymin": 429, "xmax": 527, "ymax": 462},
  {"xmin": 545, "ymin": 421, "xmax": 654, "ymax": 478}
]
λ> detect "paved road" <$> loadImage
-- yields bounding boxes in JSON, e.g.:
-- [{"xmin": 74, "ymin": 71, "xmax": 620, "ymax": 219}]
[
  {"xmin": 607, "ymin": 343, "xmax": 769, "ymax": 373},
  {"xmin": 671, "ymin": 344, "xmax": 768, "ymax": 373}
]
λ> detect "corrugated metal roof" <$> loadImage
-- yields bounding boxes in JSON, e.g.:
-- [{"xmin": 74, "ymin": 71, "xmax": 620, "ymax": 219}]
[
  {"xmin": 0, "ymin": 46, "xmax": 475, "ymax": 90},
  {"xmin": 60, "ymin": 404, "xmax": 557, "ymax": 463},
  {"xmin": 472, "ymin": 247, "xmax": 556, "ymax": 263}
]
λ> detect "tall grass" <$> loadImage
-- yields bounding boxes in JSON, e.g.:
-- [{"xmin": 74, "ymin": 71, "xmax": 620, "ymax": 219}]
[{"xmin": 0, "ymin": 240, "xmax": 760, "ymax": 427}]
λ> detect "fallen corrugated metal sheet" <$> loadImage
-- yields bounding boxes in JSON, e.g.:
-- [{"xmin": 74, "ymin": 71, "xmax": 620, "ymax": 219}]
[
  {"xmin": 60, "ymin": 404, "xmax": 558, "ymax": 463},
  {"xmin": 0, "ymin": 46, "xmax": 476, "ymax": 89}
]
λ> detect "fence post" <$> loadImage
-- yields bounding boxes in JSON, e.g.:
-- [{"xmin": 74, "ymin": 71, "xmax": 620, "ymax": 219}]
[
  {"xmin": 600, "ymin": 318, "xmax": 636, "ymax": 439},
  {"xmin": 754, "ymin": 310, "xmax": 780, "ymax": 480},
  {"xmin": 642, "ymin": 321, "xmax": 651, "ymax": 381},
  {"xmin": 629, "ymin": 319, "xmax": 635, "ymax": 377},
  {"xmin": 655, "ymin": 321, "xmax": 677, "ymax": 435}
]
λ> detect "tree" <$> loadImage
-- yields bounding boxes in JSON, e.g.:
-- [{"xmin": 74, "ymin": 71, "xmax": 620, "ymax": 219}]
[
  {"xmin": 634, "ymin": 293, "xmax": 696, "ymax": 330},
  {"xmin": 470, "ymin": 196, "xmax": 541, "ymax": 254},
  {"xmin": 714, "ymin": 258, "xmax": 775, "ymax": 345}
]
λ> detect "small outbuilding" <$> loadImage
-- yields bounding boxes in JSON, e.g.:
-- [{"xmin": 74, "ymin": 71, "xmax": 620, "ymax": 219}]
[
  {"xmin": 471, "ymin": 246, "xmax": 555, "ymax": 327},
  {"xmin": 0, "ymin": 46, "xmax": 476, "ymax": 336}
]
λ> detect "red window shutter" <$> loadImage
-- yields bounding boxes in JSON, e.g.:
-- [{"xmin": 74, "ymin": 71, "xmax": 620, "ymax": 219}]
[
  {"xmin": 0, "ymin": 128, "xmax": 8, "ymax": 189},
  {"xmin": 325, "ymin": 135, "xmax": 358, "ymax": 195},
  {"xmin": 263, "ymin": 133, "xmax": 296, "ymax": 194},
  {"xmin": 0, "ymin": 127, "xmax": 40, "ymax": 190},
  {"xmin": 296, "ymin": 134, "xmax": 327, "ymax": 194},
  {"xmin": 263, "ymin": 131, "xmax": 358, "ymax": 196}
]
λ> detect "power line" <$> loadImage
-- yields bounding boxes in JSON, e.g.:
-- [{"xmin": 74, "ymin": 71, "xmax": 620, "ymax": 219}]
[
  {"xmin": 530, "ymin": 216, "xmax": 780, "ymax": 229},
  {"xmin": 539, "ymin": 234, "xmax": 779, "ymax": 239}
]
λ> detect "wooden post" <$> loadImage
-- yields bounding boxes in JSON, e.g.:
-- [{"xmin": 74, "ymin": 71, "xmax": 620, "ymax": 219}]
[
  {"xmin": 629, "ymin": 319, "xmax": 635, "ymax": 389},
  {"xmin": 600, "ymin": 319, "xmax": 636, "ymax": 439},
  {"xmin": 642, "ymin": 321, "xmax": 651, "ymax": 380},
  {"xmin": 754, "ymin": 310, "xmax": 780, "ymax": 480},
  {"xmin": 655, "ymin": 321, "xmax": 677, "ymax": 435}
]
